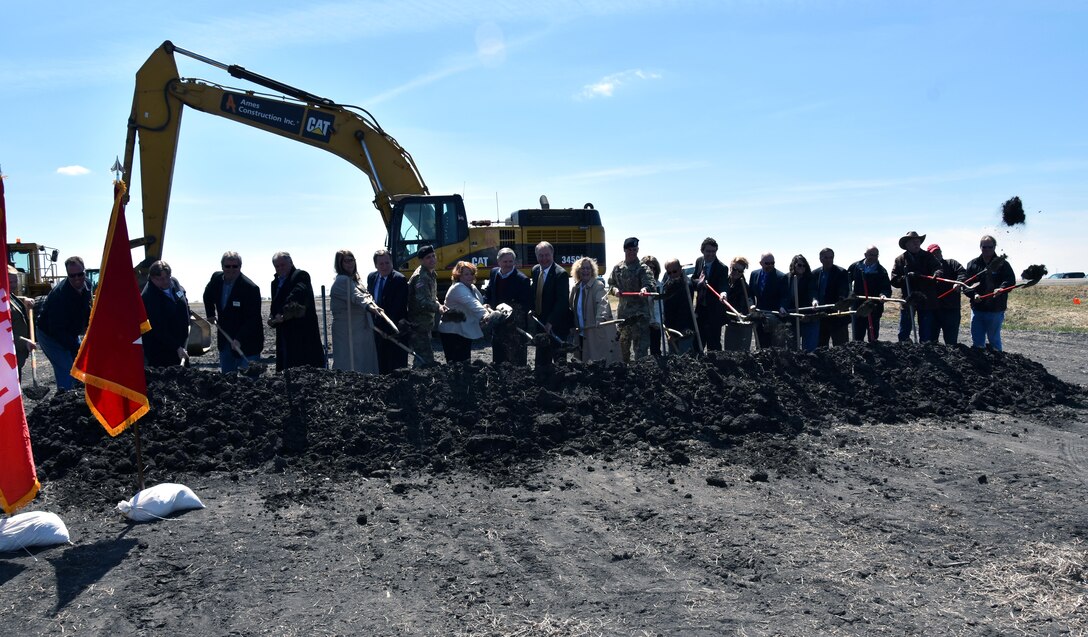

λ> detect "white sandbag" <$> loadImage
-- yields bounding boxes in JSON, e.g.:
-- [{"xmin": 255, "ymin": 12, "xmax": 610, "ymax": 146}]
[
  {"xmin": 0, "ymin": 511, "xmax": 71, "ymax": 553},
  {"xmin": 117, "ymin": 483, "xmax": 205, "ymax": 522}
]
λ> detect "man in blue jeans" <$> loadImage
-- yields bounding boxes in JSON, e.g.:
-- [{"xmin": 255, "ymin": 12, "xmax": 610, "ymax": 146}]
[
  {"xmin": 890, "ymin": 231, "xmax": 941, "ymax": 343},
  {"xmin": 962, "ymin": 235, "xmax": 1016, "ymax": 350},
  {"xmin": 35, "ymin": 256, "xmax": 92, "ymax": 390}
]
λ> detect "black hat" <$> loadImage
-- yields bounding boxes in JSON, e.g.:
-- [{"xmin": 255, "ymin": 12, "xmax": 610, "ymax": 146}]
[
  {"xmin": 898, "ymin": 231, "xmax": 926, "ymax": 250},
  {"xmin": 623, "ymin": 237, "xmax": 639, "ymax": 249},
  {"xmin": 417, "ymin": 245, "xmax": 435, "ymax": 259}
]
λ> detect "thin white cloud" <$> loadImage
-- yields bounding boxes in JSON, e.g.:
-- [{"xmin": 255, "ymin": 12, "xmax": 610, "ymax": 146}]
[
  {"xmin": 56, "ymin": 165, "xmax": 91, "ymax": 176},
  {"xmin": 559, "ymin": 161, "xmax": 707, "ymax": 183},
  {"xmin": 577, "ymin": 69, "xmax": 662, "ymax": 100}
]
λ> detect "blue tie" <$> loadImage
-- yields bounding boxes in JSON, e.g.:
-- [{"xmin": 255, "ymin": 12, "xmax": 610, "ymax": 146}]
[{"xmin": 375, "ymin": 276, "xmax": 385, "ymax": 304}]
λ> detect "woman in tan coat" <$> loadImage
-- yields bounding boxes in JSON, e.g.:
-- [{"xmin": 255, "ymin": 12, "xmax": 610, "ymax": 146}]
[{"xmin": 568, "ymin": 257, "xmax": 620, "ymax": 363}]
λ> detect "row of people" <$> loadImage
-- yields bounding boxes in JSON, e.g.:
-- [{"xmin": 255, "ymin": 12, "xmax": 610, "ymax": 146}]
[
  {"xmin": 19, "ymin": 228, "xmax": 1017, "ymax": 389},
  {"xmin": 201, "ymin": 230, "xmax": 1016, "ymax": 372}
]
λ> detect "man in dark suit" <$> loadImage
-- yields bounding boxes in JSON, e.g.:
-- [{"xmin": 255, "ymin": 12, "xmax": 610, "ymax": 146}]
[
  {"xmin": 141, "ymin": 260, "xmax": 191, "ymax": 367},
  {"xmin": 269, "ymin": 251, "xmax": 325, "ymax": 371},
  {"xmin": 366, "ymin": 249, "xmax": 410, "ymax": 373},
  {"xmin": 203, "ymin": 251, "xmax": 263, "ymax": 373},
  {"xmin": 484, "ymin": 247, "xmax": 531, "ymax": 365},
  {"xmin": 748, "ymin": 253, "xmax": 789, "ymax": 349},
  {"xmin": 691, "ymin": 237, "xmax": 730, "ymax": 351},
  {"xmin": 812, "ymin": 247, "xmax": 851, "ymax": 347},
  {"xmin": 530, "ymin": 241, "xmax": 570, "ymax": 366}
]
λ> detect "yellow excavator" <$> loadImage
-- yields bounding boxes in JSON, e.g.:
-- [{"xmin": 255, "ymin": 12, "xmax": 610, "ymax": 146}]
[
  {"xmin": 6, "ymin": 242, "xmax": 62, "ymax": 297},
  {"xmin": 122, "ymin": 41, "xmax": 606, "ymax": 290}
]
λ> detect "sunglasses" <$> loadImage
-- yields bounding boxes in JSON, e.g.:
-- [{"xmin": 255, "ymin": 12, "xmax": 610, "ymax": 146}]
[
  {"xmin": 68, "ymin": 272, "xmax": 86, "ymax": 278},
  {"xmin": 223, "ymin": 264, "xmax": 240, "ymax": 269}
]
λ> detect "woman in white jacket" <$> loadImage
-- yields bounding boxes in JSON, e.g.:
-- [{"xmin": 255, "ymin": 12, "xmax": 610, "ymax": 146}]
[
  {"xmin": 438, "ymin": 261, "xmax": 490, "ymax": 363},
  {"xmin": 330, "ymin": 249, "xmax": 379, "ymax": 373}
]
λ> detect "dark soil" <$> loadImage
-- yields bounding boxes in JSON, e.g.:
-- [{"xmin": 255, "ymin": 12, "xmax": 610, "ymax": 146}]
[
  {"xmin": 4, "ymin": 333, "xmax": 1088, "ymax": 635},
  {"xmin": 24, "ymin": 342, "xmax": 1084, "ymax": 509},
  {"xmin": 1001, "ymin": 195, "xmax": 1027, "ymax": 226}
]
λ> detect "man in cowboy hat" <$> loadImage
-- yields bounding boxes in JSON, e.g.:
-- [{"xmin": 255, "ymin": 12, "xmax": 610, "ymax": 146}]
[{"xmin": 890, "ymin": 230, "xmax": 942, "ymax": 342}]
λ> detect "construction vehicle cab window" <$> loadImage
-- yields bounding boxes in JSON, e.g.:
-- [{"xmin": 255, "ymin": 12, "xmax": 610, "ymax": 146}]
[{"xmin": 124, "ymin": 41, "xmax": 606, "ymax": 290}]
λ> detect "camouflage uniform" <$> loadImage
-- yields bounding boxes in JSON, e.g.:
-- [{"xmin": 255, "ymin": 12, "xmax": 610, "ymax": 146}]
[
  {"xmin": 608, "ymin": 259, "xmax": 654, "ymax": 362},
  {"xmin": 406, "ymin": 266, "xmax": 440, "ymax": 366}
]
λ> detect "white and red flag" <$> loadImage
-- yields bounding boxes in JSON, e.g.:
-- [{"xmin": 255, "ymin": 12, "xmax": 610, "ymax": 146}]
[{"xmin": 0, "ymin": 174, "xmax": 40, "ymax": 514}]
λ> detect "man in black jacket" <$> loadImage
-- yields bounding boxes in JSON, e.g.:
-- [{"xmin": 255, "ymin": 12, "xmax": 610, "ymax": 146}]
[
  {"xmin": 963, "ymin": 235, "xmax": 1015, "ymax": 350},
  {"xmin": 692, "ymin": 237, "xmax": 730, "ymax": 351},
  {"xmin": 484, "ymin": 247, "xmax": 531, "ymax": 365},
  {"xmin": 269, "ymin": 251, "xmax": 325, "ymax": 371},
  {"xmin": 141, "ymin": 260, "xmax": 191, "ymax": 367},
  {"xmin": 203, "ymin": 251, "xmax": 263, "ymax": 372},
  {"xmin": 926, "ymin": 244, "xmax": 966, "ymax": 345},
  {"xmin": 35, "ymin": 256, "xmax": 92, "ymax": 390},
  {"xmin": 530, "ymin": 241, "xmax": 570, "ymax": 365},
  {"xmin": 846, "ymin": 246, "xmax": 892, "ymax": 342},
  {"xmin": 813, "ymin": 248, "xmax": 851, "ymax": 347},
  {"xmin": 366, "ymin": 249, "xmax": 410, "ymax": 373},
  {"xmin": 748, "ymin": 253, "xmax": 789, "ymax": 348}
]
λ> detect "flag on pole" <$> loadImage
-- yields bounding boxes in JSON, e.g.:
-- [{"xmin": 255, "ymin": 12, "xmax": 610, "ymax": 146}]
[
  {"xmin": 72, "ymin": 181, "xmax": 151, "ymax": 437},
  {"xmin": 0, "ymin": 174, "xmax": 41, "ymax": 514}
]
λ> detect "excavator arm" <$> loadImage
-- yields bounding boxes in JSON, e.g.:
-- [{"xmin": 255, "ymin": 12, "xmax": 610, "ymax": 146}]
[{"xmin": 122, "ymin": 40, "xmax": 429, "ymax": 275}]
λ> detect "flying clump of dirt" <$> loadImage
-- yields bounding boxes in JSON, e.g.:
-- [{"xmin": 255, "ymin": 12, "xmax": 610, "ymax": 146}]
[
  {"xmin": 1022, "ymin": 264, "xmax": 1048, "ymax": 281},
  {"xmin": 1002, "ymin": 196, "xmax": 1027, "ymax": 226},
  {"xmin": 26, "ymin": 342, "xmax": 1084, "ymax": 507}
]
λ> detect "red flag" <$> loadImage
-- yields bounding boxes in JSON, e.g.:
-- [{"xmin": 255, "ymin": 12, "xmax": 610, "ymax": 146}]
[
  {"xmin": 0, "ymin": 174, "xmax": 41, "ymax": 514},
  {"xmin": 72, "ymin": 181, "xmax": 151, "ymax": 437}
]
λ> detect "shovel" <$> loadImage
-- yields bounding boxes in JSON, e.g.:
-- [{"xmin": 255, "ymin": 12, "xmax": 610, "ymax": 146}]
[
  {"xmin": 490, "ymin": 303, "xmax": 533, "ymax": 342},
  {"xmin": 373, "ymin": 325, "xmax": 418, "ymax": 359},
  {"xmin": 703, "ymin": 283, "xmax": 751, "ymax": 324},
  {"xmin": 23, "ymin": 308, "xmax": 49, "ymax": 400},
  {"xmin": 364, "ymin": 300, "xmax": 400, "ymax": 334},
  {"xmin": 528, "ymin": 311, "xmax": 576, "ymax": 352},
  {"xmin": 938, "ymin": 254, "xmax": 1007, "ymax": 300},
  {"xmin": 208, "ymin": 318, "xmax": 265, "ymax": 377},
  {"xmin": 974, "ymin": 277, "xmax": 1040, "ymax": 300},
  {"xmin": 916, "ymin": 274, "xmax": 979, "ymax": 292}
]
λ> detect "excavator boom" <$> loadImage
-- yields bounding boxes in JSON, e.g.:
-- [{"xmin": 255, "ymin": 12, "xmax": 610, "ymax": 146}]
[{"xmin": 123, "ymin": 40, "xmax": 428, "ymax": 274}]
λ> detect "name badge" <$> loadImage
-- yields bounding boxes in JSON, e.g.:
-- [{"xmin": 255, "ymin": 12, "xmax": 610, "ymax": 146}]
[{"xmin": 232, "ymin": 301, "xmax": 241, "ymax": 307}]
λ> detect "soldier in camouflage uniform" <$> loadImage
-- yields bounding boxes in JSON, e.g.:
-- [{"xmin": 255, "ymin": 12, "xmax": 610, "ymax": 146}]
[
  {"xmin": 405, "ymin": 245, "xmax": 445, "ymax": 367},
  {"xmin": 607, "ymin": 237, "xmax": 655, "ymax": 362}
]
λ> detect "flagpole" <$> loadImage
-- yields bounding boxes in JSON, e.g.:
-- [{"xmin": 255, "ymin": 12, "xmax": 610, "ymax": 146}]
[{"xmin": 134, "ymin": 423, "xmax": 145, "ymax": 491}]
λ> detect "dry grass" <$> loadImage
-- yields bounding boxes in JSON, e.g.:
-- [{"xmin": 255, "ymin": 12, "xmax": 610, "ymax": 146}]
[
  {"xmin": 455, "ymin": 608, "xmax": 613, "ymax": 637},
  {"xmin": 961, "ymin": 539, "xmax": 1088, "ymax": 634},
  {"xmin": 1000, "ymin": 282, "xmax": 1088, "ymax": 333}
]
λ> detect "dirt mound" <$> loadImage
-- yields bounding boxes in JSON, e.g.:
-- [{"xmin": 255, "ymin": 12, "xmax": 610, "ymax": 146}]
[{"xmin": 28, "ymin": 342, "xmax": 1083, "ymax": 507}]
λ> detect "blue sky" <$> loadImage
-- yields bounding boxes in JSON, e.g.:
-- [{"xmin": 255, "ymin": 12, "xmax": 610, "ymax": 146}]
[{"xmin": 3, "ymin": 0, "xmax": 1086, "ymax": 295}]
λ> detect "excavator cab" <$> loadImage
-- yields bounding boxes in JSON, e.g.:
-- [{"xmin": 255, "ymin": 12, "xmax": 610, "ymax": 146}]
[{"xmin": 388, "ymin": 194, "xmax": 469, "ymax": 268}]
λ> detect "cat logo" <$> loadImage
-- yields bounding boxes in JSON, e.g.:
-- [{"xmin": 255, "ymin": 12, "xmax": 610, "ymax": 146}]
[{"xmin": 301, "ymin": 111, "xmax": 335, "ymax": 142}]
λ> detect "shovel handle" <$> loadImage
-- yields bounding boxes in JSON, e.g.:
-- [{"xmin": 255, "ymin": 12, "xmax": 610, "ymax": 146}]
[
  {"xmin": 703, "ymin": 283, "xmax": 746, "ymax": 320},
  {"xmin": 373, "ymin": 325, "xmax": 417, "ymax": 357}
]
